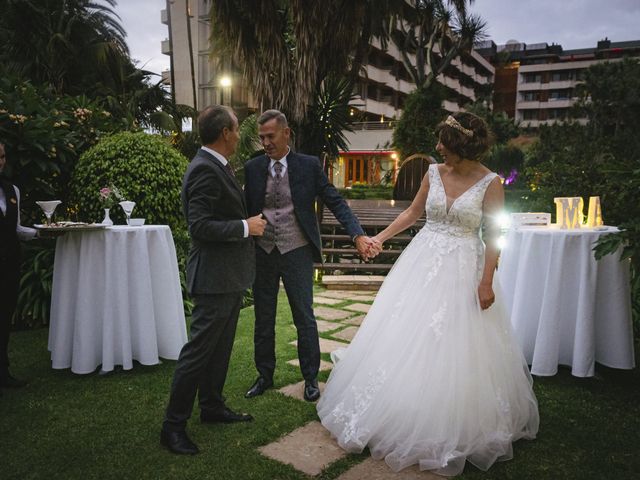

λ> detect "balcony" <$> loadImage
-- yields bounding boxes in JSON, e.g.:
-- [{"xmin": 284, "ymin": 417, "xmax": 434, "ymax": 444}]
[
  {"xmin": 161, "ymin": 9, "xmax": 168, "ymax": 25},
  {"xmin": 161, "ymin": 39, "xmax": 171, "ymax": 55},
  {"xmin": 161, "ymin": 70, "xmax": 171, "ymax": 85}
]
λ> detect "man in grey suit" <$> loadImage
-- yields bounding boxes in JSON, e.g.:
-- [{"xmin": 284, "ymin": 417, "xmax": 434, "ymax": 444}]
[
  {"xmin": 161, "ymin": 105, "xmax": 266, "ymax": 455},
  {"xmin": 244, "ymin": 110, "xmax": 374, "ymax": 402}
]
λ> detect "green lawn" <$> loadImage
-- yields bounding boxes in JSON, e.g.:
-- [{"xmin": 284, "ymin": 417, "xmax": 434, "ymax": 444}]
[{"xmin": 1, "ymin": 292, "xmax": 639, "ymax": 479}]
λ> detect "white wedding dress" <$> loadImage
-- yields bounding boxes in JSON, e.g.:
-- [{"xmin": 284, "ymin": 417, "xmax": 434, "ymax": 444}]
[{"xmin": 317, "ymin": 164, "xmax": 539, "ymax": 476}]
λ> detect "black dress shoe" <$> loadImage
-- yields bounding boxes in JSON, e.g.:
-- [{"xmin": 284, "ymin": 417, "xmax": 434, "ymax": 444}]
[
  {"xmin": 0, "ymin": 373, "xmax": 26, "ymax": 389},
  {"xmin": 304, "ymin": 379, "xmax": 320, "ymax": 402},
  {"xmin": 160, "ymin": 429, "xmax": 199, "ymax": 455},
  {"xmin": 245, "ymin": 376, "xmax": 273, "ymax": 398},
  {"xmin": 201, "ymin": 406, "xmax": 254, "ymax": 424}
]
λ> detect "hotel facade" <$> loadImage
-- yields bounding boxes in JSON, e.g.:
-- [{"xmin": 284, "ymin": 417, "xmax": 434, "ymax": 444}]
[
  {"xmin": 476, "ymin": 38, "xmax": 640, "ymax": 129},
  {"xmin": 161, "ymin": 1, "xmax": 494, "ymax": 187}
]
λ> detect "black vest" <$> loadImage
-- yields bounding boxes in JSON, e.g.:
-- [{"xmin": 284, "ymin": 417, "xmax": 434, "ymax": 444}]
[{"xmin": 0, "ymin": 177, "xmax": 20, "ymax": 262}]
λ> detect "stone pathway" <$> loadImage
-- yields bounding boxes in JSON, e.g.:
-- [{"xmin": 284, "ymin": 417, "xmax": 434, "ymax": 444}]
[
  {"xmin": 336, "ymin": 458, "xmax": 443, "ymax": 479},
  {"xmin": 258, "ymin": 421, "xmax": 347, "ymax": 476},
  {"xmin": 258, "ymin": 288, "xmax": 441, "ymax": 478}
]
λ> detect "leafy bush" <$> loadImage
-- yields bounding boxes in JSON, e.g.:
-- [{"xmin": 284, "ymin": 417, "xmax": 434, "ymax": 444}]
[
  {"xmin": 14, "ymin": 242, "xmax": 56, "ymax": 328},
  {"xmin": 68, "ymin": 131, "xmax": 188, "ymax": 229},
  {"xmin": 393, "ymin": 86, "xmax": 446, "ymax": 161},
  {"xmin": 0, "ymin": 77, "xmax": 122, "ymax": 224}
]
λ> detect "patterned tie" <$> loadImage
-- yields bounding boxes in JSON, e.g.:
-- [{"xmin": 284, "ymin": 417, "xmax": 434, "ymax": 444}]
[
  {"xmin": 273, "ymin": 161, "xmax": 283, "ymax": 180},
  {"xmin": 224, "ymin": 162, "xmax": 235, "ymax": 178}
]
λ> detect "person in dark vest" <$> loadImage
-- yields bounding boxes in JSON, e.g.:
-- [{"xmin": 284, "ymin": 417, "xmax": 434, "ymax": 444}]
[
  {"xmin": 160, "ymin": 106, "xmax": 266, "ymax": 455},
  {"xmin": 0, "ymin": 142, "xmax": 37, "ymax": 396},
  {"xmin": 243, "ymin": 110, "xmax": 375, "ymax": 402}
]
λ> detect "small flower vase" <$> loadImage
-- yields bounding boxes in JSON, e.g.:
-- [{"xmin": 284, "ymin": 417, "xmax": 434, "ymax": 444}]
[{"xmin": 102, "ymin": 208, "xmax": 113, "ymax": 226}]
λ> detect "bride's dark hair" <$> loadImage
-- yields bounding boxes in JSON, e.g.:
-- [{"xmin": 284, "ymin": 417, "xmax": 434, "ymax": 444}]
[{"xmin": 435, "ymin": 112, "xmax": 492, "ymax": 161}]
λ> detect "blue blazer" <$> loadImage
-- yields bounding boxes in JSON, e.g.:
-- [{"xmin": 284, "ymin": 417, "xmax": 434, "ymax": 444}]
[{"xmin": 244, "ymin": 152, "xmax": 364, "ymax": 263}]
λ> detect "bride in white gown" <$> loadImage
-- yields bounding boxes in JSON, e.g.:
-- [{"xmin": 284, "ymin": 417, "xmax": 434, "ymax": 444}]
[{"xmin": 317, "ymin": 113, "xmax": 539, "ymax": 476}]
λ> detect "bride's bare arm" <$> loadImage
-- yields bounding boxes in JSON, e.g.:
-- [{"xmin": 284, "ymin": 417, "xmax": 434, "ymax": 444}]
[
  {"xmin": 478, "ymin": 177, "xmax": 505, "ymax": 309},
  {"xmin": 374, "ymin": 173, "xmax": 430, "ymax": 244}
]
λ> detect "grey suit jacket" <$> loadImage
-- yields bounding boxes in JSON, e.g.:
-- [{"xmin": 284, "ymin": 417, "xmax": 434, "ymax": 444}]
[{"xmin": 182, "ymin": 148, "xmax": 255, "ymax": 294}]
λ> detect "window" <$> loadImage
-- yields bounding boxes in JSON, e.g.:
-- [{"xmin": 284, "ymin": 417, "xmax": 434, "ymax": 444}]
[
  {"xmin": 549, "ymin": 90, "xmax": 571, "ymax": 101},
  {"xmin": 521, "ymin": 109, "xmax": 539, "ymax": 120},
  {"xmin": 522, "ymin": 73, "xmax": 542, "ymax": 83},
  {"xmin": 551, "ymin": 70, "xmax": 574, "ymax": 82},
  {"xmin": 521, "ymin": 91, "xmax": 540, "ymax": 102},
  {"xmin": 547, "ymin": 109, "xmax": 568, "ymax": 120}
]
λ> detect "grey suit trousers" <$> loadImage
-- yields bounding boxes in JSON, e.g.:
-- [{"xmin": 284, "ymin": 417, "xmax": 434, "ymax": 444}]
[{"xmin": 163, "ymin": 292, "xmax": 243, "ymax": 432}]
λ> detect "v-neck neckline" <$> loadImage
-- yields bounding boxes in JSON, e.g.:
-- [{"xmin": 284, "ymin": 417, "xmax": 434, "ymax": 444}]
[{"xmin": 435, "ymin": 165, "xmax": 493, "ymax": 215}]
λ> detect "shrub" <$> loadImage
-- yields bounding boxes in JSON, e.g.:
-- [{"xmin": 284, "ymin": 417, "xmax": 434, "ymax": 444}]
[
  {"xmin": 68, "ymin": 131, "xmax": 188, "ymax": 229},
  {"xmin": 14, "ymin": 242, "xmax": 56, "ymax": 328},
  {"xmin": 0, "ymin": 77, "xmax": 122, "ymax": 224},
  {"xmin": 393, "ymin": 86, "xmax": 446, "ymax": 161}
]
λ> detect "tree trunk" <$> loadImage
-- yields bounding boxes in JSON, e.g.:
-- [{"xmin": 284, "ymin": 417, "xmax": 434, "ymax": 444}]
[{"xmin": 185, "ymin": 0, "xmax": 197, "ymax": 113}]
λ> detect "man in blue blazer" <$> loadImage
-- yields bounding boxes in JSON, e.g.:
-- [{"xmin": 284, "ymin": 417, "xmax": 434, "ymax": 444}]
[
  {"xmin": 244, "ymin": 109, "xmax": 373, "ymax": 402},
  {"xmin": 161, "ymin": 106, "xmax": 266, "ymax": 455}
]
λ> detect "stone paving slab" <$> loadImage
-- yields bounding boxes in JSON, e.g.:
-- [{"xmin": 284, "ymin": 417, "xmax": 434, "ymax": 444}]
[
  {"xmin": 344, "ymin": 303, "xmax": 371, "ymax": 313},
  {"xmin": 349, "ymin": 293, "xmax": 378, "ymax": 302},
  {"xmin": 344, "ymin": 314, "xmax": 365, "ymax": 326},
  {"xmin": 336, "ymin": 458, "xmax": 444, "ymax": 479},
  {"xmin": 258, "ymin": 421, "xmax": 347, "ymax": 476},
  {"xmin": 316, "ymin": 319, "xmax": 343, "ymax": 333},
  {"xmin": 322, "ymin": 275, "xmax": 385, "ymax": 291},
  {"xmin": 331, "ymin": 326, "xmax": 359, "ymax": 342},
  {"xmin": 278, "ymin": 380, "xmax": 327, "ymax": 401},
  {"xmin": 313, "ymin": 296, "xmax": 343, "ymax": 306},
  {"xmin": 316, "ymin": 290, "xmax": 362, "ymax": 300},
  {"xmin": 287, "ymin": 358, "xmax": 333, "ymax": 372},
  {"xmin": 314, "ymin": 306, "xmax": 353, "ymax": 321},
  {"xmin": 290, "ymin": 337, "xmax": 348, "ymax": 354}
]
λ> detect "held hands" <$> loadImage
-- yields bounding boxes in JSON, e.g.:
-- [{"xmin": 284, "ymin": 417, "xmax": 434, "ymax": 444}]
[
  {"xmin": 355, "ymin": 235, "xmax": 383, "ymax": 261},
  {"xmin": 477, "ymin": 282, "xmax": 495, "ymax": 310},
  {"xmin": 247, "ymin": 213, "xmax": 267, "ymax": 236}
]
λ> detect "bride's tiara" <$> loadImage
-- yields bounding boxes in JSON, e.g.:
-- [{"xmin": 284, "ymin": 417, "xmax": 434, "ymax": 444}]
[{"xmin": 444, "ymin": 115, "xmax": 474, "ymax": 137}]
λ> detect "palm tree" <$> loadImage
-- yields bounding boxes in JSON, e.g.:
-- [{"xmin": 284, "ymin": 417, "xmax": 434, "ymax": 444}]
[
  {"xmin": 389, "ymin": 0, "xmax": 487, "ymax": 89},
  {"xmin": 207, "ymin": 0, "xmax": 396, "ymax": 156},
  {"xmin": 0, "ymin": 0, "xmax": 129, "ymax": 94}
]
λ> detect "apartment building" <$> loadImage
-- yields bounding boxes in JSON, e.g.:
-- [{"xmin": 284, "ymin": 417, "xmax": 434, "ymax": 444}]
[
  {"xmin": 161, "ymin": 2, "xmax": 494, "ymax": 186},
  {"xmin": 161, "ymin": 0, "xmax": 254, "ymax": 116},
  {"xmin": 477, "ymin": 38, "xmax": 640, "ymax": 129}
]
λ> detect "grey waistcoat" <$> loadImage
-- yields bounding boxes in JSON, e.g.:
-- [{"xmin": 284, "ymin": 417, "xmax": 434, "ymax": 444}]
[{"xmin": 257, "ymin": 168, "xmax": 309, "ymax": 254}]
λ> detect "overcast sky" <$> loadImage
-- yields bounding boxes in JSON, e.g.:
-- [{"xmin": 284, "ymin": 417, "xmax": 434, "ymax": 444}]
[{"xmin": 115, "ymin": 0, "xmax": 640, "ymax": 76}]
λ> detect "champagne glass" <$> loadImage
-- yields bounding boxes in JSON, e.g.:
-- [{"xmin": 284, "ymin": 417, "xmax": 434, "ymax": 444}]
[
  {"xmin": 36, "ymin": 200, "xmax": 62, "ymax": 226},
  {"xmin": 119, "ymin": 201, "xmax": 136, "ymax": 225}
]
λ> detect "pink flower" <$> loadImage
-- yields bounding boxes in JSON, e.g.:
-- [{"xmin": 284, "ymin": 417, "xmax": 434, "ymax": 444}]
[{"xmin": 100, "ymin": 187, "xmax": 111, "ymax": 199}]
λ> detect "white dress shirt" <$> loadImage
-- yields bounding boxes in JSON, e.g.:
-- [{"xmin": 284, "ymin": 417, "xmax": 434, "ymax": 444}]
[
  {"xmin": 268, "ymin": 148, "xmax": 290, "ymax": 177},
  {"xmin": 200, "ymin": 146, "xmax": 248, "ymax": 238},
  {"xmin": 0, "ymin": 183, "xmax": 37, "ymax": 241}
]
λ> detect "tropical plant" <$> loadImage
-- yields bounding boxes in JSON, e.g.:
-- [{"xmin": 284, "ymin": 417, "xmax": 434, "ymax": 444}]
[
  {"xmin": 389, "ymin": 0, "xmax": 487, "ymax": 89},
  {"xmin": 13, "ymin": 241, "xmax": 56, "ymax": 328},
  {"xmin": 392, "ymin": 84, "xmax": 446, "ymax": 160},
  {"xmin": 296, "ymin": 76, "xmax": 356, "ymax": 162},
  {"xmin": 207, "ymin": 0, "xmax": 395, "ymax": 157},
  {"xmin": 0, "ymin": 76, "xmax": 123, "ymax": 223},
  {"xmin": 0, "ymin": 0, "xmax": 129, "ymax": 95},
  {"xmin": 0, "ymin": 0, "xmax": 191, "ymax": 134}
]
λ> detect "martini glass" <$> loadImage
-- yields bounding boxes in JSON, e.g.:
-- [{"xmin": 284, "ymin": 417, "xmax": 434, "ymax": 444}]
[
  {"xmin": 36, "ymin": 200, "xmax": 62, "ymax": 226},
  {"xmin": 119, "ymin": 201, "xmax": 136, "ymax": 225}
]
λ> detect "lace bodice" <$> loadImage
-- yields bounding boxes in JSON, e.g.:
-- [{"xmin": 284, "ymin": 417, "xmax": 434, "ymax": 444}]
[{"xmin": 424, "ymin": 164, "xmax": 497, "ymax": 237}]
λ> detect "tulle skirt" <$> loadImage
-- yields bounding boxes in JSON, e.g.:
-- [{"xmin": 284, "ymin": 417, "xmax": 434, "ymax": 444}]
[{"xmin": 317, "ymin": 228, "xmax": 539, "ymax": 476}]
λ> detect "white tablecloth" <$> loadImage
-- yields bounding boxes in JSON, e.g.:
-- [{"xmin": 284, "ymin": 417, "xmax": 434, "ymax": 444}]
[
  {"xmin": 498, "ymin": 226, "xmax": 635, "ymax": 377},
  {"xmin": 48, "ymin": 226, "xmax": 188, "ymax": 374}
]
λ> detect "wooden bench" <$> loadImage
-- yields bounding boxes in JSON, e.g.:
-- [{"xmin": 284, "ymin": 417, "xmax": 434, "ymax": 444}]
[{"xmin": 314, "ymin": 199, "xmax": 425, "ymax": 274}]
